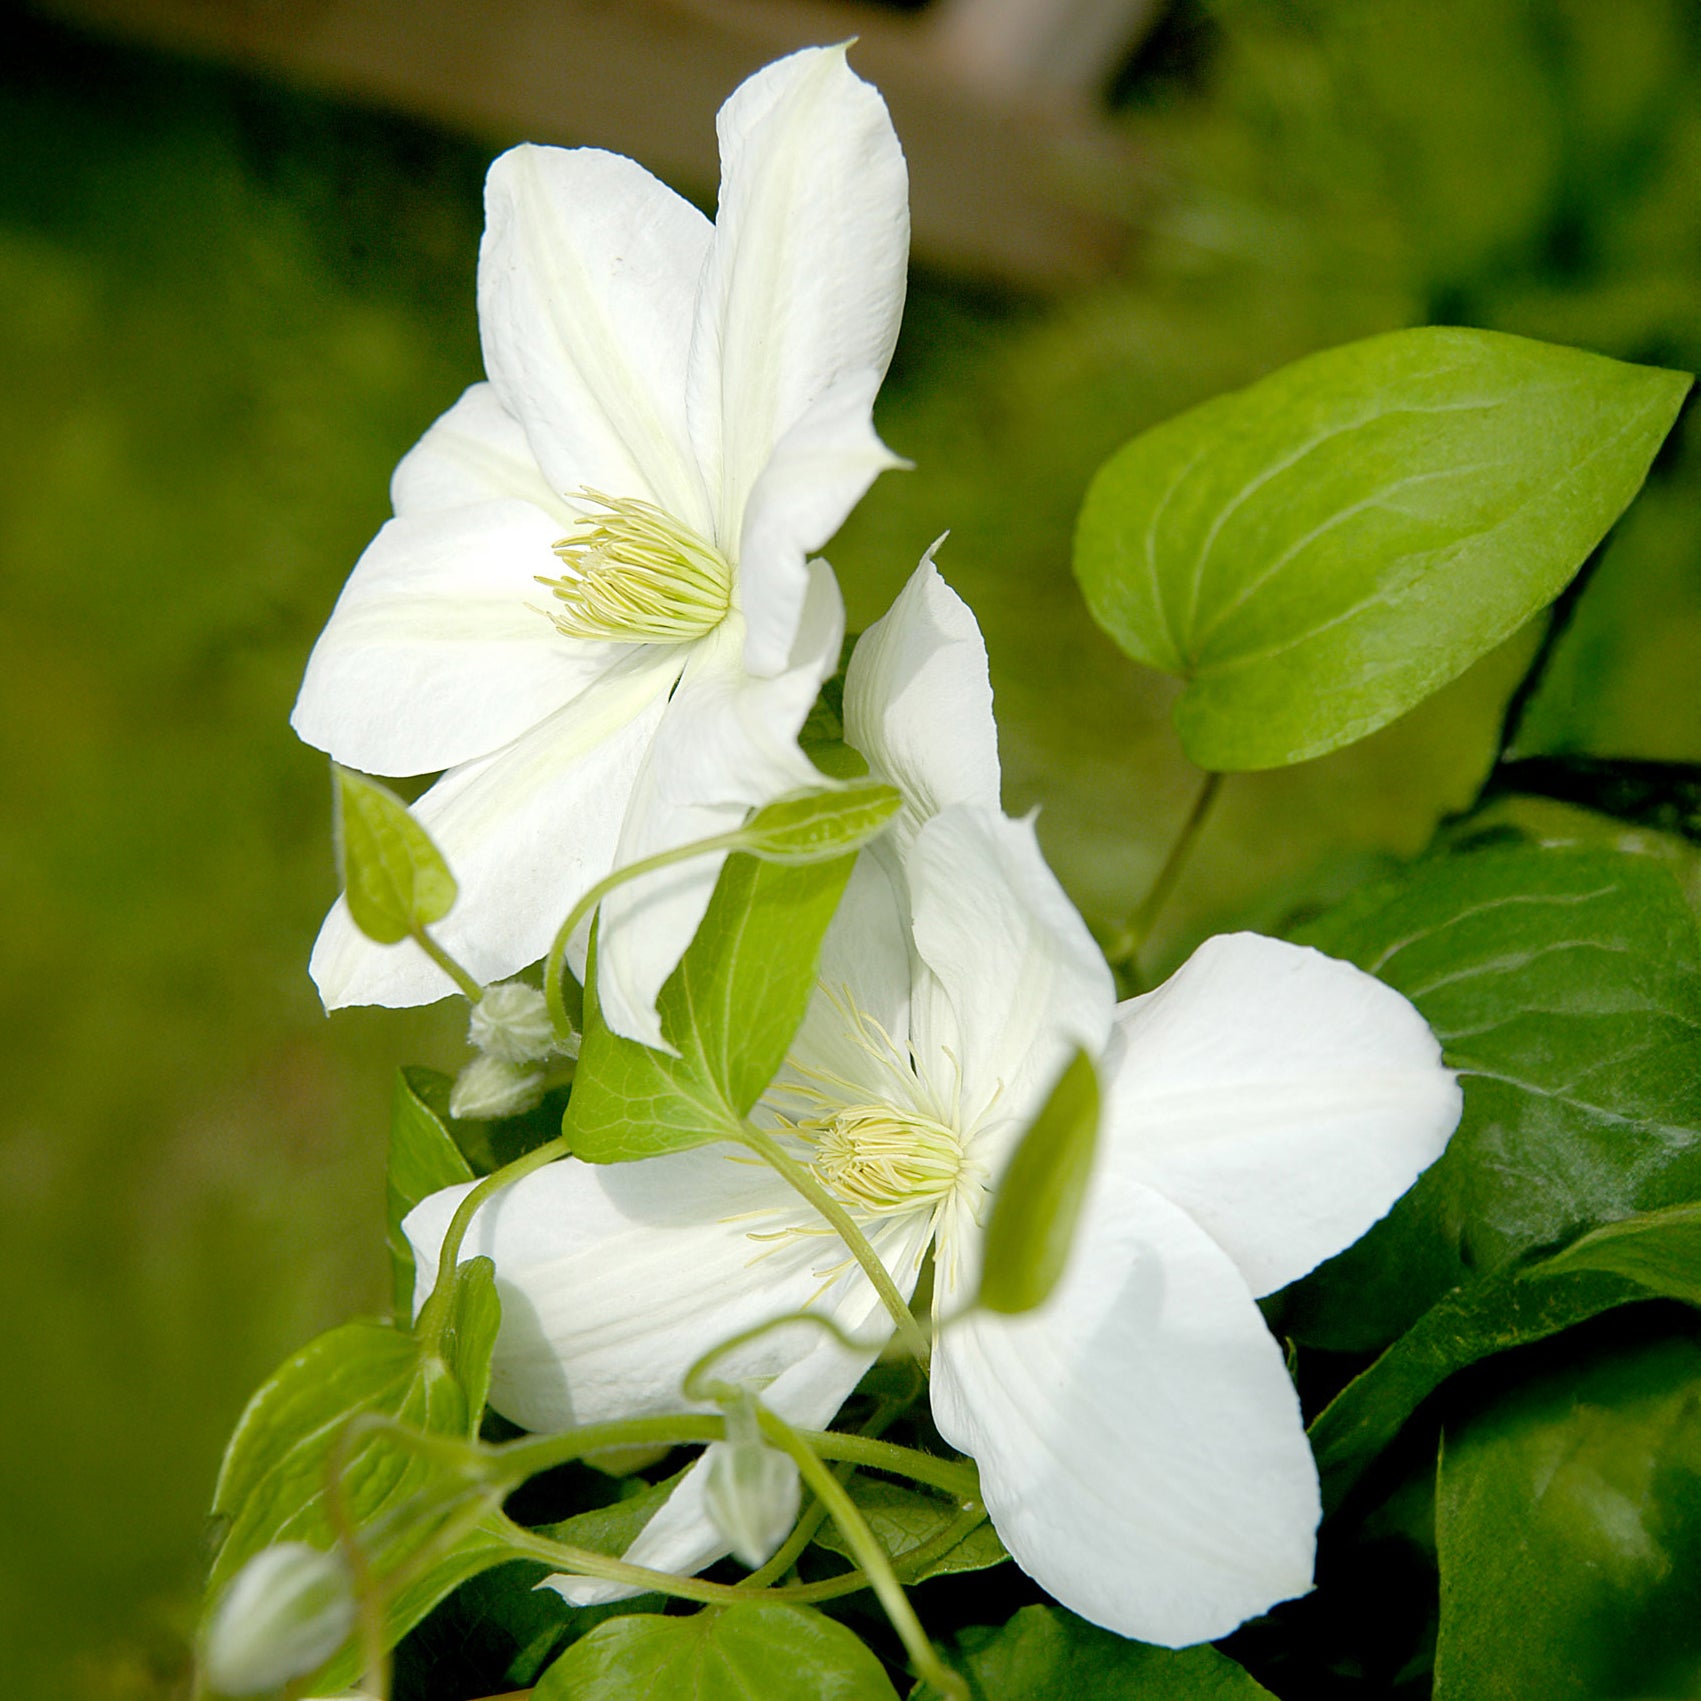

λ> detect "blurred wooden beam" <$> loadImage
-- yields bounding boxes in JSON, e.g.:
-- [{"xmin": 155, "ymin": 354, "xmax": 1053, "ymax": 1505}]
[{"xmin": 30, "ymin": 0, "xmax": 1157, "ymax": 291}]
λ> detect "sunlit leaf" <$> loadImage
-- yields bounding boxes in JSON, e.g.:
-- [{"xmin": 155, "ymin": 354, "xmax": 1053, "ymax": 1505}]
[
  {"xmin": 736, "ymin": 778, "xmax": 901, "ymax": 864},
  {"xmin": 810, "ymin": 1478, "xmax": 1006, "ymax": 1583},
  {"xmin": 334, "ymin": 765, "xmax": 458, "ymax": 944},
  {"xmin": 386, "ymin": 1067, "xmax": 475, "ymax": 1318},
  {"xmin": 978, "ymin": 1050, "xmax": 1099, "ymax": 1315},
  {"xmin": 1074, "ymin": 328, "xmax": 1689, "ymax": 768}
]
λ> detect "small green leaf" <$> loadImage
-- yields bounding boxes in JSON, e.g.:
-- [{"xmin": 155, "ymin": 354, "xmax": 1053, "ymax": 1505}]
[
  {"xmin": 334, "ymin": 764, "xmax": 458, "ymax": 944},
  {"xmin": 1434, "ymin": 1331, "xmax": 1701, "ymax": 1701},
  {"xmin": 914, "ymin": 1605, "xmax": 1277, "ymax": 1700},
  {"xmin": 736, "ymin": 779, "xmax": 902, "ymax": 864},
  {"xmin": 1528, "ymin": 1198, "xmax": 1701, "ymax": 1303},
  {"xmin": 532, "ymin": 1602, "xmax": 899, "ymax": 1700},
  {"xmin": 387, "ymin": 1067, "xmax": 475, "ymax": 1318},
  {"xmin": 810, "ymin": 1479, "xmax": 1007, "ymax": 1583},
  {"xmin": 1285, "ymin": 843, "xmax": 1701, "ymax": 1350},
  {"xmin": 978, "ymin": 1050, "xmax": 1099, "ymax": 1315},
  {"xmin": 567, "ymin": 852, "xmax": 855, "ymax": 1164},
  {"xmin": 1073, "ymin": 327, "xmax": 1690, "ymax": 768}
]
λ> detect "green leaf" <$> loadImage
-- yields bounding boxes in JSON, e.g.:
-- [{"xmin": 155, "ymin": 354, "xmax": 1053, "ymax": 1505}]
[
  {"xmin": 532, "ymin": 1602, "xmax": 899, "ymax": 1700},
  {"xmin": 1284, "ymin": 843, "xmax": 1701, "ymax": 1350},
  {"xmin": 387, "ymin": 1066, "xmax": 475, "ymax": 1318},
  {"xmin": 334, "ymin": 764, "xmax": 458, "ymax": 944},
  {"xmin": 207, "ymin": 1262, "xmax": 508, "ymax": 1683},
  {"xmin": 1434, "ymin": 1330, "xmax": 1701, "ymax": 1701},
  {"xmin": 1529, "ymin": 1198, "xmax": 1701, "ymax": 1303},
  {"xmin": 978, "ymin": 1050, "xmax": 1099, "ymax": 1315},
  {"xmin": 566, "ymin": 852, "xmax": 855, "ymax": 1164},
  {"xmin": 1073, "ymin": 328, "xmax": 1690, "ymax": 769},
  {"xmin": 737, "ymin": 779, "xmax": 902, "ymax": 863},
  {"xmin": 914, "ymin": 1605, "xmax": 1276, "ymax": 1700},
  {"xmin": 811, "ymin": 1479, "xmax": 1007, "ymax": 1583}
]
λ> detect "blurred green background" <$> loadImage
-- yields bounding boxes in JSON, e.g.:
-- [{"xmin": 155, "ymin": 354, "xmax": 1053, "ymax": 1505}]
[{"xmin": 5, "ymin": 1, "xmax": 1701, "ymax": 1693}]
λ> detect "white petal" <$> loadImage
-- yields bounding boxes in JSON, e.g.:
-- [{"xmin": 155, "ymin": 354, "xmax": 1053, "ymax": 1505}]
[
  {"xmin": 291, "ymin": 499, "xmax": 627, "ymax": 775},
  {"xmin": 309, "ymin": 648, "xmax": 680, "ymax": 1008},
  {"xmin": 736, "ymin": 367, "xmax": 904, "ymax": 677},
  {"xmin": 931, "ymin": 1179, "xmax": 1319, "ymax": 1646},
  {"xmin": 906, "ymin": 807, "xmax": 1113, "ymax": 1146},
  {"xmin": 594, "ymin": 562, "xmax": 845, "ymax": 1049},
  {"xmin": 843, "ymin": 548, "xmax": 1002, "ymax": 850},
  {"xmin": 479, "ymin": 145, "xmax": 713, "ymax": 530},
  {"xmin": 549, "ymin": 1207, "xmax": 933, "ymax": 1607},
  {"xmin": 389, "ymin": 382, "xmax": 567, "ymax": 518},
  {"xmin": 1108, "ymin": 933, "xmax": 1462, "ymax": 1298},
  {"xmin": 689, "ymin": 45, "xmax": 908, "ymax": 552}
]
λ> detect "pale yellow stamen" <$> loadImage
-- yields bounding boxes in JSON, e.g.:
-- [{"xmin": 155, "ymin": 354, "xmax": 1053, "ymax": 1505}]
[
  {"xmin": 805, "ymin": 1103, "xmax": 964, "ymax": 1215},
  {"xmin": 538, "ymin": 488, "xmax": 731, "ymax": 643}
]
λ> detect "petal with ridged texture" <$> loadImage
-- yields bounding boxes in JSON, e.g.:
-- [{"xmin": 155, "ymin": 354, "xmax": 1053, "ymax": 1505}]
[
  {"xmin": 309, "ymin": 646, "xmax": 680, "ymax": 1008},
  {"xmin": 689, "ymin": 45, "xmax": 908, "ymax": 573},
  {"xmin": 843, "ymin": 550, "xmax": 1001, "ymax": 853},
  {"xmin": 931, "ymin": 1178, "xmax": 1319, "ymax": 1646},
  {"xmin": 479, "ymin": 145, "xmax": 713, "ymax": 529},
  {"xmin": 1108, "ymin": 932, "xmax": 1461, "ymax": 1298},
  {"xmin": 594, "ymin": 561, "xmax": 844, "ymax": 1049},
  {"xmin": 291, "ymin": 500, "xmax": 629, "ymax": 775}
]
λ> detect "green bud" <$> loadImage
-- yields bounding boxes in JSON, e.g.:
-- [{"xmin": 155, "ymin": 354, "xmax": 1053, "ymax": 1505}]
[
  {"xmin": 468, "ymin": 981, "xmax": 557, "ymax": 1063},
  {"xmin": 201, "ymin": 1541, "xmax": 355, "ymax": 1695},
  {"xmin": 703, "ymin": 1395, "xmax": 801, "ymax": 1569},
  {"xmin": 448, "ymin": 1054, "xmax": 546, "ymax": 1121}
]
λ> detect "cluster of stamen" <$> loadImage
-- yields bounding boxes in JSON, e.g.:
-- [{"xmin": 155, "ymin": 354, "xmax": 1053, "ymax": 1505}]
[
  {"xmin": 805, "ymin": 1103, "xmax": 964, "ymax": 1215},
  {"xmin": 538, "ymin": 489, "xmax": 732, "ymax": 643}
]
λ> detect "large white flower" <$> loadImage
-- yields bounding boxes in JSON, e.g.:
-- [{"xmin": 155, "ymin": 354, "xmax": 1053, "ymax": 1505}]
[
  {"xmin": 292, "ymin": 46, "xmax": 909, "ymax": 1046},
  {"xmin": 404, "ymin": 557, "xmax": 1462, "ymax": 1645}
]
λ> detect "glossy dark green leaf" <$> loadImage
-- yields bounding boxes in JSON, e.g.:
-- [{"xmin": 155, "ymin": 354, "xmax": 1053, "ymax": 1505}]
[
  {"xmin": 1285, "ymin": 843, "xmax": 1701, "ymax": 1350},
  {"xmin": 334, "ymin": 764, "xmax": 457, "ymax": 943},
  {"xmin": 532, "ymin": 1602, "xmax": 899, "ymax": 1700},
  {"xmin": 978, "ymin": 1050, "xmax": 1099, "ymax": 1315},
  {"xmin": 737, "ymin": 779, "xmax": 902, "ymax": 863},
  {"xmin": 914, "ymin": 1605, "xmax": 1276, "ymax": 1700},
  {"xmin": 1074, "ymin": 328, "xmax": 1689, "ymax": 768},
  {"xmin": 811, "ymin": 1479, "xmax": 1007, "ymax": 1583},
  {"xmin": 1435, "ymin": 1330, "xmax": 1701, "ymax": 1701},
  {"xmin": 1529, "ymin": 1199, "xmax": 1701, "ymax": 1303},
  {"xmin": 387, "ymin": 1066, "xmax": 475, "ymax": 1318},
  {"xmin": 566, "ymin": 852, "xmax": 855, "ymax": 1163}
]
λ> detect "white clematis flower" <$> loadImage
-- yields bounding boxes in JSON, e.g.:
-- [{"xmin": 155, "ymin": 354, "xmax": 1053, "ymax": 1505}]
[
  {"xmin": 404, "ymin": 556, "xmax": 1462, "ymax": 1646},
  {"xmin": 292, "ymin": 45, "xmax": 909, "ymax": 1046}
]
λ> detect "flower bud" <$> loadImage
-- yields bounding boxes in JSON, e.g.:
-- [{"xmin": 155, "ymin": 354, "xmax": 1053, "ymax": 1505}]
[
  {"xmin": 468, "ymin": 981, "xmax": 556, "ymax": 1063},
  {"xmin": 449, "ymin": 1054, "xmax": 546, "ymax": 1121},
  {"xmin": 202, "ymin": 1542, "xmax": 355, "ymax": 1695},
  {"xmin": 703, "ymin": 1397, "xmax": 801, "ymax": 1569}
]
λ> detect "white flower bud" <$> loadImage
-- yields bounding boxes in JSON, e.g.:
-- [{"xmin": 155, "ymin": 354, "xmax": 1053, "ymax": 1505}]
[
  {"xmin": 468, "ymin": 982, "xmax": 556, "ymax": 1063},
  {"xmin": 703, "ymin": 1398, "xmax": 802, "ymax": 1569},
  {"xmin": 449, "ymin": 1054, "xmax": 547, "ymax": 1121},
  {"xmin": 202, "ymin": 1542, "xmax": 355, "ymax": 1696}
]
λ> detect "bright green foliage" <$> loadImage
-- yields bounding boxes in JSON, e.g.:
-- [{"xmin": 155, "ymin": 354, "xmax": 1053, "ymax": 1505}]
[
  {"xmin": 387, "ymin": 1067, "xmax": 475, "ymax": 1318},
  {"xmin": 1310, "ymin": 1200, "xmax": 1701, "ymax": 1510},
  {"xmin": 1288, "ymin": 843, "xmax": 1701, "ymax": 1349},
  {"xmin": 914, "ymin": 1605, "xmax": 1276, "ymax": 1699},
  {"xmin": 978, "ymin": 1050, "xmax": 1099, "ymax": 1315},
  {"xmin": 532, "ymin": 1602, "xmax": 900, "ymax": 1701},
  {"xmin": 1435, "ymin": 1331, "xmax": 1701, "ymax": 1700},
  {"xmin": 566, "ymin": 853, "xmax": 856, "ymax": 1163},
  {"xmin": 207, "ymin": 1261, "xmax": 508, "ymax": 1684},
  {"xmin": 737, "ymin": 779, "xmax": 902, "ymax": 863},
  {"xmin": 811, "ymin": 1479, "xmax": 1007, "ymax": 1582},
  {"xmin": 334, "ymin": 765, "xmax": 459, "ymax": 945},
  {"xmin": 1073, "ymin": 328, "xmax": 1689, "ymax": 769}
]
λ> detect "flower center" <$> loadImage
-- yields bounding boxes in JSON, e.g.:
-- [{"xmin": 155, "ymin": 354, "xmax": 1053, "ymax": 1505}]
[
  {"xmin": 538, "ymin": 489, "xmax": 732, "ymax": 643},
  {"xmin": 806, "ymin": 1103, "xmax": 964, "ymax": 1215}
]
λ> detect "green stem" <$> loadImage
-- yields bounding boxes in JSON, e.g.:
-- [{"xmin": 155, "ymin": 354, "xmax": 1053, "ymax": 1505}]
[
  {"xmin": 415, "ymin": 1133, "xmax": 572, "ymax": 1349},
  {"xmin": 736, "ymin": 1121, "xmax": 932, "ymax": 1366},
  {"xmin": 759, "ymin": 1410, "xmax": 966, "ymax": 1701},
  {"xmin": 409, "ymin": 924, "xmax": 486, "ymax": 1003},
  {"xmin": 1111, "ymin": 770, "xmax": 1221, "ymax": 986},
  {"xmin": 543, "ymin": 828, "xmax": 754, "ymax": 1042}
]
